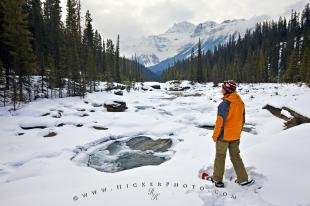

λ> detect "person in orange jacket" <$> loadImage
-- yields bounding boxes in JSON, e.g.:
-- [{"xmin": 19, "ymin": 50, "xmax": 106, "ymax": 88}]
[{"xmin": 210, "ymin": 80, "xmax": 254, "ymax": 188}]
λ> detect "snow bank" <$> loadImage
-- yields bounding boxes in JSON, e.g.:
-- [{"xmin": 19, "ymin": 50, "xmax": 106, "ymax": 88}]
[{"xmin": 0, "ymin": 82, "xmax": 309, "ymax": 206}]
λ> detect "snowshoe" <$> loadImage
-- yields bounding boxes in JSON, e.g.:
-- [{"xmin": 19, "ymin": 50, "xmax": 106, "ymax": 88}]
[
  {"xmin": 205, "ymin": 176, "xmax": 225, "ymax": 188},
  {"xmin": 215, "ymin": 181, "xmax": 225, "ymax": 188},
  {"xmin": 235, "ymin": 179, "xmax": 255, "ymax": 186}
]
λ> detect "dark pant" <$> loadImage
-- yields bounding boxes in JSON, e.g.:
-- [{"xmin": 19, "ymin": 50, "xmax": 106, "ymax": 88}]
[{"xmin": 213, "ymin": 140, "xmax": 248, "ymax": 182}]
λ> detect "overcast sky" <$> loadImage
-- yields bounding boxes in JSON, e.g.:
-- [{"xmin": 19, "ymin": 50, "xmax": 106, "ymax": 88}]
[{"xmin": 60, "ymin": 0, "xmax": 309, "ymax": 41}]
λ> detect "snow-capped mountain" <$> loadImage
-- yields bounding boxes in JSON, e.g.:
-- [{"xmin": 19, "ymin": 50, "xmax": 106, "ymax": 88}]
[
  {"xmin": 121, "ymin": 16, "xmax": 270, "ymax": 74},
  {"xmin": 121, "ymin": 21, "xmax": 196, "ymax": 67}
]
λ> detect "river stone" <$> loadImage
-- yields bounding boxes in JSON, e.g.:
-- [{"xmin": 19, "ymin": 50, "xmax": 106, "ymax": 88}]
[
  {"xmin": 115, "ymin": 152, "xmax": 167, "ymax": 172},
  {"xmin": 126, "ymin": 136, "xmax": 172, "ymax": 152}
]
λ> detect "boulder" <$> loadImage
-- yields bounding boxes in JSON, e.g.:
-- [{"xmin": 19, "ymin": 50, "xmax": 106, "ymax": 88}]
[
  {"xmin": 105, "ymin": 83, "xmax": 126, "ymax": 91},
  {"xmin": 169, "ymin": 86, "xmax": 190, "ymax": 91},
  {"xmin": 141, "ymin": 85, "xmax": 149, "ymax": 91},
  {"xmin": 114, "ymin": 90, "xmax": 123, "ymax": 96},
  {"xmin": 104, "ymin": 100, "xmax": 128, "ymax": 112},
  {"xmin": 150, "ymin": 84, "xmax": 161, "ymax": 89}
]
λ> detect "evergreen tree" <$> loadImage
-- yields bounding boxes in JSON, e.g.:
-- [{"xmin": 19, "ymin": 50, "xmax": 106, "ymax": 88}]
[
  {"xmin": 0, "ymin": 0, "xmax": 36, "ymax": 107},
  {"xmin": 26, "ymin": 0, "xmax": 46, "ymax": 95},
  {"xmin": 65, "ymin": 0, "xmax": 81, "ymax": 96},
  {"xmin": 82, "ymin": 10, "xmax": 96, "ymax": 92},
  {"xmin": 196, "ymin": 38, "xmax": 204, "ymax": 82},
  {"xmin": 106, "ymin": 39, "xmax": 114, "ymax": 82},
  {"xmin": 190, "ymin": 48, "xmax": 195, "ymax": 81},
  {"xmin": 114, "ymin": 34, "xmax": 121, "ymax": 82},
  {"xmin": 162, "ymin": 4, "xmax": 310, "ymax": 84},
  {"xmin": 44, "ymin": 0, "xmax": 64, "ymax": 97}
]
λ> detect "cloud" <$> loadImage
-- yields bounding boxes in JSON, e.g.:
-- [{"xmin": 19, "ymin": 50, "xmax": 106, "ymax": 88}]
[{"xmin": 60, "ymin": 0, "xmax": 308, "ymax": 41}]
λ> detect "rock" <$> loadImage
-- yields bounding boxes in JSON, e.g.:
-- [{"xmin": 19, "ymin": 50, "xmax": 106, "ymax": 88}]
[
  {"xmin": 104, "ymin": 100, "xmax": 128, "ymax": 112},
  {"xmin": 93, "ymin": 126, "xmax": 108, "ymax": 130},
  {"xmin": 75, "ymin": 124, "xmax": 83, "ymax": 127},
  {"xmin": 169, "ymin": 86, "xmax": 190, "ymax": 91},
  {"xmin": 105, "ymin": 83, "xmax": 126, "ymax": 91},
  {"xmin": 91, "ymin": 102, "xmax": 103, "ymax": 107},
  {"xmin": 21, "ymin": 125, "xmax": 47, "ymax": 130},
  {"xmin": 213, "ymin": 82, "xmax": 219, "ymax": 87},
  {"xmin": 44, "ymin": 131, "xmax": 57, "ymax": 137},
  {"xmin": 141, "ymin": 86, "xmax": 149, "ymax": 91},
  {"xmin": 197, "ymin": 125, "xmax": 214, "ymax": 130},
  {"xmin": 34, "ymin": 93, "xmax": 47, "ymax": 100},
  {"xmin": 41, "ymin": 113, "xmax": 50, "ymax": 116},
  {"xmin": 114, "ymin": 90, "xmax": 123, "ymax": 96},
  {"xmin": 150, "ymin": 84, "xmax": 161, "ymax": 89},
  {"xmin": 112, "ymin": 152, "xmax": 166, "ymax": 172},
  {"xmin": 56, "ymin": 123, "xmax": 65, "ymax": 127},
  {"xmin": 135, "ymin": 105, "xmax": 155, "ymax": 110},
  {"xmin": 126, "ymin": 136, "xmax": 173, "ymax": 152},
  {"xmin": 72, "ymin": 135, "xmax": 175, "ymax": 173},
  {"xmin": 170, "ymin": 80, "xmax": 181, "ymax": 84},
  {"xmin": 51, "ymin": 111, "xmax": 62, "ymax": 118},
  {"xmin": 77, "ymin": 112, "xmax": 89, "ymax": 117}
]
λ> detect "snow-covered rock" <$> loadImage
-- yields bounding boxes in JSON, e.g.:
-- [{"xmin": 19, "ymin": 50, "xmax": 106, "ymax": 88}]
[{"xmin": 104, "ymin": 100, "xmax": 128, "ymax": 112}]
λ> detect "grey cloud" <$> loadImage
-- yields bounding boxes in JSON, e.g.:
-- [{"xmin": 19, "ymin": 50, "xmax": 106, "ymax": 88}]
[{"xmin": 60, "ymin": 0, "xmax": 308, "ymax": 41}]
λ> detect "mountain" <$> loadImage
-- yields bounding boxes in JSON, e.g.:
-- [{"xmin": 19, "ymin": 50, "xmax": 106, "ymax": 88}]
[
  {"xmin": 121, "ymin": 21, "xmax": 196, "ymax": 68},
  {"xmin": 121, "ymin": 16, "xmax": 270, "ymax": 75}
]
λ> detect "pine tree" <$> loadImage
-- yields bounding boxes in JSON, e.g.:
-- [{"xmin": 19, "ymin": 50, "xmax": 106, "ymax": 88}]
[
  {"xmin": 0, "ymin": 0, "xmax": 36, "ymax": 107},
  {"xmin": 65, "ymin": 0, "xmax": 81, "ymax": 96},
  {"xmin": 26, "ymin": 0, "xmax": 46, "ymax": 95},
  {"xmin": 102, "ymin": 39, "xmax": 106, "ymax": 78},
  {"xmin": 284, "ymin": 48, "xmax": 300, "ymax": 82},
  {"xmin": 0, "ymin": 59, "xmax": 8, "ymax": 106},
  {"xmin": 106, "ymin": 39, "xmax": 114, "ymax": 82},
  {"xmin": 301, "ymin": 46, "xmax": 310, "ymax": 83},
  {"xmin": 82, "ymin": 10, "xmax": 96, "ymax": 92},
  {"xmin": 43, "ymin": 0, "xmax": 64, "ymax": 97},
  {"xmin": 190, "ymin": 48, "xmax": 195, "ymax": 81},
  {"xmin": 114, "ymin": 34, "xmax": 121, "ymax": 82},
  {"xmin": 196, "ymin": 38, "xmax": 204, "ymax": 82}
]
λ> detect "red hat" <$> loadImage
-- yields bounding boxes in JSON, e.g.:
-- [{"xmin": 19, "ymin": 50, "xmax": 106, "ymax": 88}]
[{"xmin": 222, "ymin": 80, "xmax": 237, "ymax": 94}]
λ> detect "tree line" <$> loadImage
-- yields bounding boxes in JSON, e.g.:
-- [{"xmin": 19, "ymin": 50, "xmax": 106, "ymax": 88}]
[
  {"xmin": 0, "ymin": 0, "xmax": 151, "ymax": 109},
  {"xmin": 161, "ymin": 4, "xmax": 310, "ymax": 84}
]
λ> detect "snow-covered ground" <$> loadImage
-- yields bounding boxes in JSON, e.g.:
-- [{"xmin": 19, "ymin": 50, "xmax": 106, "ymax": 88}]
[{"xmin": 0, "ymin": 81, "xmax": 309, "ymax": 206}]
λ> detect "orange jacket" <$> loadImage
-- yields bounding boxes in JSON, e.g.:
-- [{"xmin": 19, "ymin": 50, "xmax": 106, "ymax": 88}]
[{"xmin": 212, "ymin": 91, "xmax": 245, "ymax": 142}]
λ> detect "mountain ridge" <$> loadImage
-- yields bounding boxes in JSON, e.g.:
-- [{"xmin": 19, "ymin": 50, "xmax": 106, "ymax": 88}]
[{"xmin": 121, "ymin": 16, "xmax": 270, "ymax": 74}]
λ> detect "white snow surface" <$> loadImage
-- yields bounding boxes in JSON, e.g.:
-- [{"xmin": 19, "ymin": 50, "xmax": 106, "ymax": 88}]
[{"xmin": 0, "ymin": 81, "xmax": 309, "ymax": 206}]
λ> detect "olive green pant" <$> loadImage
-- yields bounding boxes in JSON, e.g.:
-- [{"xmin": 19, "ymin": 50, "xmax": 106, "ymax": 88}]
[{"xmin": 213, "ymin": 140, "xmax": 248, "ymax": 182}]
